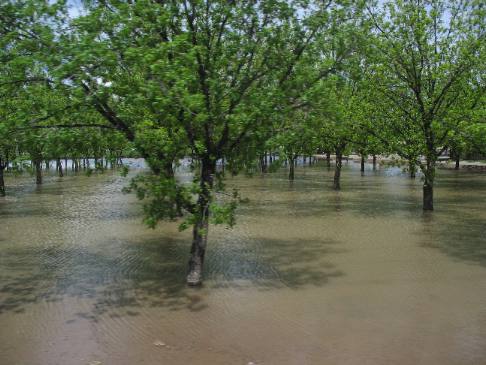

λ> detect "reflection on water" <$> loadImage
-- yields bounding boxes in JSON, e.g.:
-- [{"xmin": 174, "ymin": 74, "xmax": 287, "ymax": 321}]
[{"xmin": 1, "ymin": 162, "xmax": 486, "ymax": 365}]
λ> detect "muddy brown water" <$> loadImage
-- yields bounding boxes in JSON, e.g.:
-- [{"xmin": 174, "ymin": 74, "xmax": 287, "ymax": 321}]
[{"xmin": 1, "ymin": 161, "xmax": 486, "ymax": 365}]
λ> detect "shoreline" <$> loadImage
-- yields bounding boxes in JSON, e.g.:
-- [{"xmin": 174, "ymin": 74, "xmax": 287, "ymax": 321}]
[{"xmin": 314, "ymin": 154, "xmax": 486, "ymax": 171}]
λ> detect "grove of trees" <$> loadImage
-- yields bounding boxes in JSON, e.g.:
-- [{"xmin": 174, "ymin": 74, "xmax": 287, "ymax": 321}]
[{"xmin": 1, "ymin": 0, "xmax": 484, "ymax": 284}]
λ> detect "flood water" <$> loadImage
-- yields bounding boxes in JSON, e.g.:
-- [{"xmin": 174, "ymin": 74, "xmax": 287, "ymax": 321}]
[{"xmin": 1, "ymin": 161, "xmax": 486, "ymax": 365}]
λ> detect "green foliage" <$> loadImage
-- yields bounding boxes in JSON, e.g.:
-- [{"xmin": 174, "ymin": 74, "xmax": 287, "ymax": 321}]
[
  {"xmin": 123, "ymin": 174, "xmax": 195, "ymax": 228},
  {"xmin": 363, "ymin": 0, "xmax": 485, "ymax": 182},
  {"xmin": 0, "ymin": 0, "xmax": 484, "ymax": 217}
]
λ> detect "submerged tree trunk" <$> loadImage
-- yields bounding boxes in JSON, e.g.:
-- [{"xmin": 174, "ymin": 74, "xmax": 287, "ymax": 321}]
[
  {"xmin": 326, "ymin": 152, "xmax": 331, "ymax": 170},
  {"xmin": 57, "ymin": 158, "xmax": 64, "ymax": 177},
  {"xmin": 0, "ymin": 160, "xmax": 6, "ymax": 197},
  {"xmin": 455, "ymin": 153, "xmax": 460, "ymax": 170},
  {"xmin": 260, "ymin": 154, "xmax": 267, "ymax": 173},
  {"xmin": 372, "ymin": 155, "xmax": 377, "ymax": 170},
  {"xmin": 187, "ymin": 157, "xmax": 216, "ymax": 286},
  {"xmin": 360, "ymin": 154, "xmax": 366, "ymax": 175},
  {"xmin": 423, "ymin": 181, "xmax": 433, "ymax": 211},
  {"xmin": 333, "ymin": 147, "xmax": 343, "ymax": 190},
  {"xmin": 35, "ymin": 159, "xmax": 42, "ymax": 185},
  {"xmin": 288, "ymin": 156, "xmax": 295, "ymax": 180},
  {"xmin": 422, "ymin": 157, "xmax": 436, "ymax": 211},
  {"xmin": 409, "ymin": 160, "xmax": 417, "ymax": 179}
]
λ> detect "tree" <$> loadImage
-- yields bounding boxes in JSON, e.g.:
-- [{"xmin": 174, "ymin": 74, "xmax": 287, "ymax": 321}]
[
  {"xmin": 365, "ymin": 0, "xmax": 485, "ymax": 210},
  {"xmin": 2, "ymin": 0, "xmax": 359, "ymax": 285}
]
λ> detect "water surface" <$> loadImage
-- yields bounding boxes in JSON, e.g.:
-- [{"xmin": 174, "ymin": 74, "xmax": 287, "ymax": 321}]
[{"xmin": 1, "ymin": 162, "xmax": 486, "ymax": 365}]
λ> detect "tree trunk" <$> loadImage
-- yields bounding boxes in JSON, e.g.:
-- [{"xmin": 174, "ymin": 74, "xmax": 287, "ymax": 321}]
[
  {"xmin": 409, "ymin": 160, "xmax": 416, "ymax": 179},
  {"xmin": 455, "ymin": 153, "xmax": 460, "ymax": 170},
  {"xmin": 326, "ymin": 152, "xmax": 331, "ymax": 169},
  {"xmin": 57, "ymin": 158, "xmax": 64, "ymax": 177},
  {"xmin": 372, "ymin": 155, "xmax": 377, "ymax": 170},
  {"xmin": 0, "ymin": 161, "xmax": 6, "ymax": 197},
  {"xmin": 333, "ymin": 147, "xmax": 343, "ymax": 190},
  {"xmin": 288, "ymin": 159, "xmax": 295, "ymax": 180},
  {"xmin": 164, "ymin": 161, "xmax": 174, "ymax": 178},
  {"xmin": 35, "ymin": 159, "xmax": 42, "ymax": 185},
  {"xmin": 423, "ymin": 182, "xmax": 433, "ymax": 211},
  {"xmin": 187, "ymin": 158, "xmax": 216, "ymax": 286},
  {"xmin": 260, "ymin": 154, "xmax": 267, "ymax": 173},
  {"xmin": 360, "ymin": 154, "xmax": 365, "ymax": 175},
  {"xmin": 422, "ymin": 158, "xmax": 435, "ymax": 211}
]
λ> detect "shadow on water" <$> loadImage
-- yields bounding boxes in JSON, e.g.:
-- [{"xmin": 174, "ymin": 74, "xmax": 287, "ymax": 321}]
[
  {"xmin": 413, "ymin": 169, "xmax": 486, "ymax": 267},
  {"xmin": 0, "ymin": 232, "xmax": 345, "ymax": 321},
  {"xmin": 2, "ymin": 163, "xmax": 484, "ymax": 326},
  {"xmin": 206, "ymin": 237, "xmax": 345, "ymax": 290},
  {"xmin": 418, "ymin": 211, "xmax": 486, "ymax": 268}
]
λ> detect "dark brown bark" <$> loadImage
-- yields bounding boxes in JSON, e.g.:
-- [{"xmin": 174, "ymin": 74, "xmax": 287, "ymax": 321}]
[
  {"xmin": 423, "ymin": 183, "xmax": 433, "ymax": 211},
  {"xmin": 187, "ymin": 157, "xmax": 216, "ymax": 286},
  {"xmin": 333, "ymin": 147, "xmax": 343, "ymax": 190},
  {"xmin": 372, "ymin": 155, "xmax": 377, "ymax": 170},
  {"xmin": 288, "ymin": 157, "xmax": 295, "ymax": 180},
  {"xmin": 0, "ymin": 160, "xmax": 6, "ymax": 197},
  {"xmin": 57, "ymin": 158, "xmax": 64, "ymax": 177},
  {"xmin": 409, "ymin": 161, "xmax": 417, "ymax": 179},
  {"xmin": 260, "ymin": 154, "xmax": 267, "ymax": 173},
  {"xmin": 35, "ymin": 160, "xmax": 42, "ymax": 185},
  {"xmin": 360, "ymin": 154, "xmax": 365, "ymax": 175},
  {"xmin": 422, "ymin": 156, "xmax": 435, "ymax": 211},
  {"xmin": 164, "ymin": 161, "xmax": 174, "ymax": 178},
  {"xmin": 455, "ymin": 154, "xmax": 460, "ymax": 170},
  {"xmin": 326, "ymin": 152, "xmax": 331, "ymax": 169}
]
